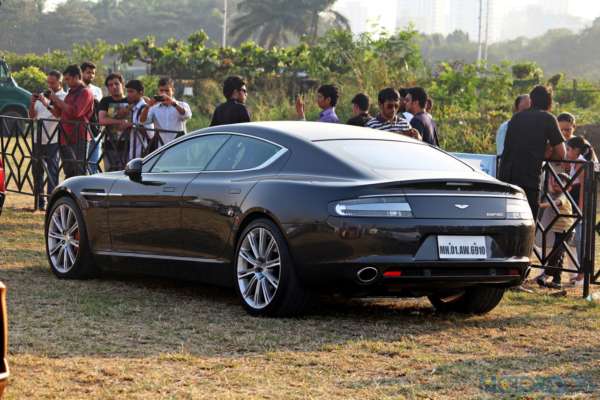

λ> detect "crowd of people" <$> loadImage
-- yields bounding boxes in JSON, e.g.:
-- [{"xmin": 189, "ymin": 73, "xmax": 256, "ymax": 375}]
[
  {"xmin": 26, "ymin": 64, "xmax": 598, "ymax": 289},
  {"xmin": 29, "ymin": 63, "xmax": 193, "ymax": 209}
]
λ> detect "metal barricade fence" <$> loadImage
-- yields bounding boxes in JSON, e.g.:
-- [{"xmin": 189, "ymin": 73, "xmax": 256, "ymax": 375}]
[
  {"xmin": 528, "ymin": 160, "xmax": 598, "ymax": 297},
  {"xmin": 0, "ymin": 114, "xmax": 183, "ymax": 209}
]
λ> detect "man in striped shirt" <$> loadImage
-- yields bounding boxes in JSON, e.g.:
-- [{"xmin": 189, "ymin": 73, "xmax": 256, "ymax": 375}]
[{"xmin": 365, "ymin": 88, "xmax": 421, "ymax": 140}]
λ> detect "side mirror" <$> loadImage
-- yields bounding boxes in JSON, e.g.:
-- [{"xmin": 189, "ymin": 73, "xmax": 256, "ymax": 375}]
[{"xmin": 124, "ymin": 158, "xmax": 143, "ymax": 181}]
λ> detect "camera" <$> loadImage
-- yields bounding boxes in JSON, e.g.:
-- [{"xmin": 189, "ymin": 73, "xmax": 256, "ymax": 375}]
[{"xmin": 153, "ymin": 95, "xmax": 165, "ymax": 102}]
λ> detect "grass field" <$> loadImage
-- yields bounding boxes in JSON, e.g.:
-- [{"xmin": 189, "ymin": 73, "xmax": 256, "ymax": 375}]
[{"xmin": 1, "ymin": 193, "xmax": 600, "ymax": 399}]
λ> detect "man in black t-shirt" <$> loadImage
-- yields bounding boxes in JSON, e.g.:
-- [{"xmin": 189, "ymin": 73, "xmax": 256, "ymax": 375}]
[
  {"xmin": 346, "ymin": 93, "xmax": 371, "ymax": 127},
  {"xmin": 210, "ymin": 76, "xmax": 251, "ymax": 127},
  {"xmin": 406, "ymin": 87, "xmax": 439, "ymax": 146},
  {"xmin": 498, "ymin": 85, "xmax": 566, "ymax": 219},
  {"xmin": 98, "ymin": 73, "xmax": 131, "ymax": 171}
]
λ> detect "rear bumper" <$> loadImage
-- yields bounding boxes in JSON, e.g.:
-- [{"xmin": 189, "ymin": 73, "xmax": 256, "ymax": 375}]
[
  {"xmin": 299, "ymin": 259, "xmax": 528, "ymax": 292},
  {"xmin": 284, "ymin": 217, "xmax": 534, "ymax": 291}
]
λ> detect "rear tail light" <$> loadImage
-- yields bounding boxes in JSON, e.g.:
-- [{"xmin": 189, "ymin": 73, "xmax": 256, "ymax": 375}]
[
  {"xmin": 506, "ymin": 198, "xmax": 533, "ymax": 220},
  {"xmin": 331, "ymin": 196, "xmax": 413, "ymax": 218}
]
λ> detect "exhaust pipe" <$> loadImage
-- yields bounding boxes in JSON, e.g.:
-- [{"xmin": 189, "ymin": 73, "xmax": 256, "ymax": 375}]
[{"xmin": 356, "ymin": 267, "xmax": 379, "ymax": 284}]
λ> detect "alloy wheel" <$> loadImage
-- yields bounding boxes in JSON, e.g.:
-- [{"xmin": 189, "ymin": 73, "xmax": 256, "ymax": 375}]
[
  {"xmin": 237, "ymin": 227, "xmax": 281, "ymax": 309},
  {"xmin": 47, "ymin": 204, "xmax": 80, "ymax": 273}
]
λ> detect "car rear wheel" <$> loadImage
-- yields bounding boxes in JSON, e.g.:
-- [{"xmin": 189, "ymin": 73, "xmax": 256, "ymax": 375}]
[
  {"xmin": 45, "ymin": 196, "xmax": 97, "ymax": 279},
  {"xmin": 234, "ymin": 219, "xmax": 309, "ymax": 317},
  {"xmin": 428, "ymin": 287, "xmax": 505, "ymax": 314}
]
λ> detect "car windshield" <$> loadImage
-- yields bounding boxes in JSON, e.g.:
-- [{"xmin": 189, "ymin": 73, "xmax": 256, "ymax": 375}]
[{"xmin": 315, "ymin": 140, "xmax": 473, "ymax": 172}]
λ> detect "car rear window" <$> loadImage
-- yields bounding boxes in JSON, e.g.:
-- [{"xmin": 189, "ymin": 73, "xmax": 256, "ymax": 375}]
[{"xmin": 315, "ymin": 140, "xmax": 473, "ymax": 172}]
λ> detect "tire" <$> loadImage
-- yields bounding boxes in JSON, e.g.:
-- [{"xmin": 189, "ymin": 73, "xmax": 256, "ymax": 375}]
[
  {"xmin": 0, "ymin": 108, "xmax": 27, "ymax": 137},
  {"xmin": 234, "ymin": 218, "xmax": 309, "ymax": 317},
  {"xmin": 428, "ymin": 286, "xmax": 505, "ymax": 315},
  {"xmin": 45, "ymin": 196, "xmax": 98, "ymax": 279}
]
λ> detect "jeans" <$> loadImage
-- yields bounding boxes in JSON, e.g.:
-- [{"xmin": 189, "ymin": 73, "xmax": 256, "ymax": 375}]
[
  {"xmin": 546, "ymin": 231, "xmax": 574, "ymax": 283},
  {"xmin": 32, "ymin": 143, "xmax": 60, "ymax": 208},
  {"xmin": 87, "ymin": 135, "xmax": 102, "ymax": 174},
  {"xmin": 60, "ymin": 141, "xmax": 88, "ymax": 179}
]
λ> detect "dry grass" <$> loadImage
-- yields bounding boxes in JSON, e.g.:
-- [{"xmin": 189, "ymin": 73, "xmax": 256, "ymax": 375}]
[{"xmin": 1, "ymin": 193, "xmax": 600, "ymax": 399}]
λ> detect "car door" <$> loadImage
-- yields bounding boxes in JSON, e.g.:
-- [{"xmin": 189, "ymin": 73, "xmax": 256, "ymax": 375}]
[
  {"xmin": 180, "ymin": 134, "xmax": 288, "ymax": 261},
  {"xmin": 107, "ymin": 134, "xmax": 230, "ymax": 256}
]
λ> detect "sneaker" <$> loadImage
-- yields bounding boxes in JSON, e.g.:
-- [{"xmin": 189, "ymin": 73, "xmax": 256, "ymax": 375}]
[
  {"xmin": 569, "ymin": 278, "xmax": 584, "ymax": 287},
  {"xmin": 510, "ymin": 285, "xmax": 535, "ymax": 293},
  {"xmin": 547, "ymin": 281, "xmax": 563, "ymax": 289},
  {"xmin": 536, "ymin": 275, "xmax": 548, "ymax": 287}
]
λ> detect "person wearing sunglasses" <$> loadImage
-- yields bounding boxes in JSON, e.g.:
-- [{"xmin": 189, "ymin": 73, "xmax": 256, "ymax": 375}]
[
  {"xmin": 210, "ymin": 75, "xmax": 251, "ymax": 127},
  {"xmin": 365, "ymin": 88, "xmax": 421, "ymax": 140}
]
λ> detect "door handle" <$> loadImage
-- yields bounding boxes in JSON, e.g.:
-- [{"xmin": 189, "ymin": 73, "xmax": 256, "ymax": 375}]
[
  {"xmin": 229, "ymin": 188, "xmax": 241, "ymax": 194},
  {"xmin": 163, "ymin": 186, "xmax": 176, "ymax": 192}
]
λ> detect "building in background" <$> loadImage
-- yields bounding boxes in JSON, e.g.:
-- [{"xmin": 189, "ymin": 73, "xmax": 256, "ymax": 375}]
[
  {"xmin": 544, "ymin": 0, "xmax": 571, "ymax": 15},
  {"xmin": 335, "ymin": 0, "xmax": 369, "ymax": 34},
  {"xmin": 449, "ymin": 0, "xmax": 500, "ymax": 43},
  {"xmin": 396, "ymin": 0, "xmax": 448, "ymax": 35}
]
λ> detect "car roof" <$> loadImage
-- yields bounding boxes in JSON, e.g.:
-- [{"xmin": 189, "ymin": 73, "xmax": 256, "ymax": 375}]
[{"xmin": 195, "ymin": 121, "xmax": 418, "ymax": 143}]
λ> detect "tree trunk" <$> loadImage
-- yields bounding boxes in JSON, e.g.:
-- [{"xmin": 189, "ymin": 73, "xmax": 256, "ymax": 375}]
[{"xmin": 309, "ymin": 11, "xmax": 319, "ymax": 44}]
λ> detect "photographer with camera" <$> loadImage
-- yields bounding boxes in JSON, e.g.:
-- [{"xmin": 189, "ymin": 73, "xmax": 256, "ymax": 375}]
[
  {"xmin": 28, "ymin": 70, "xmax": 66, "ymax": 210},
  {"xmin": 140, "ymin": 77, "xmax": 191, "ymax": 146},
  {"xmin": 46, "ymin": 65, "xmax": 94, "ymax": 179}
]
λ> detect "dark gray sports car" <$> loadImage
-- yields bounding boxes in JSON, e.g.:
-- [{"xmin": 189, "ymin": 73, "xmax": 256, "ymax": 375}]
[{"xmin": 44, "ymin": 122, "xmax": 534, "ymax": 316}]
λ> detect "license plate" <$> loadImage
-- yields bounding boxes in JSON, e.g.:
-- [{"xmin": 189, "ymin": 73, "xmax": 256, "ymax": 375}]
[{"xmin": 437, "ymin": 236, "xmax": 487, "ymax": 259}]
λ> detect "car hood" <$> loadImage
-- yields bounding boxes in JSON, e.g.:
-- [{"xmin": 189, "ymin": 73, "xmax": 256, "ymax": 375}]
[{"xmin": 9, "ymin": 77, "xmax": 32, "ymax": 97}]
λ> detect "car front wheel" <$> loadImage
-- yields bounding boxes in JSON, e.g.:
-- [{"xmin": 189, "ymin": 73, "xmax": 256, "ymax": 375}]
[
  {"xmin": 234, "ymin": 218, "xmax": 309, "ymax": 317},
  {"xmin": 428, "ymin": 287, "xmax": 505, "ymax": 314},
  {"xmin": 45, "ymin": 196, "xmax": 97, "ymax": 279}
]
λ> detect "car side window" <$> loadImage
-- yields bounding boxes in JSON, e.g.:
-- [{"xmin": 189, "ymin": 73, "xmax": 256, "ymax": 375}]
[
  {"xmin": 149, "ymin": 134, "xmax": 230, "ymax": 173},
  {"xmin": 0, "ymin": 64, "xmax": 7, "ymax": 80},
  {"xmin": 206, "ymin": 135, "xmax": 281, "ymax": 171}
]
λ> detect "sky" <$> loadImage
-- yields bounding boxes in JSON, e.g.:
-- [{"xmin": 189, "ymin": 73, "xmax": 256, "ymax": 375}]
[
  {"xmin": 44, "ymin": 0, "xmax": 600, "ymax": 38},
  {"xmin": 333, "ymin": 0, "xmax": 600, "ymax": 25}
]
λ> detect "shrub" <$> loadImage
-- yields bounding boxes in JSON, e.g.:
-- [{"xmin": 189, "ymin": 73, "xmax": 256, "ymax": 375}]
[{"xmin": 12, "ymin": 66, "xmax": 47, "ymax": 93}]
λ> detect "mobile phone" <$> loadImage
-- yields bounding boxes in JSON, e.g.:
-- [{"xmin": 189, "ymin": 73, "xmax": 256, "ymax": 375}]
[{"xmin": 153, "ymin": 95, "xmax": 165, "ymax": 102}]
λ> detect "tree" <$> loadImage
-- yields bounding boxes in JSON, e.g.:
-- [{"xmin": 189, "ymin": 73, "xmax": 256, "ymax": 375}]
[
  {"xmin": 230, "ymin": 0, "xmax": 349, "ymax": 47},
  {"xmin": 230, "ymin": 0, "xmax": 307, "ymax": 48}
]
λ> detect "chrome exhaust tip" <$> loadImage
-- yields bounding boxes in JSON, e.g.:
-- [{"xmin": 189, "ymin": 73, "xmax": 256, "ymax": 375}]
[{"xmin": 356, "ymin": 267, "xmax": 379, "ymax": 284}]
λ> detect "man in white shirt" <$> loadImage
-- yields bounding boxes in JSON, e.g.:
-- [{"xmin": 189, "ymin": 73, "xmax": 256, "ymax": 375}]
[
  {"xmin": 28, "ymin": 70, "xmax": 67, "ymax": 210},
  {"xmin": 81, "ymin": 61, "xmax": 104, "ymax": 174},
  {"xmin": 125, "ymin": 79, "xmax": 154, "ymax": 160},
  {"xmin": 140, "ymin": 77, "xmax": 192, "ymax": 146}
]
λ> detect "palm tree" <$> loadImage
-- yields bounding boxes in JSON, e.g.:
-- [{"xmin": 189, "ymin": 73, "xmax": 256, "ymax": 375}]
[
  {"xmin": 230, "ymin": 0, "xmax": 350, "ymax": 47},
  {"xmin": 302, "ymin": 0, "xmax": 349, "ymax": 43},
  {"xmin": 230, "ymin": 0, "xmax": 307, "ymax": 48}
]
